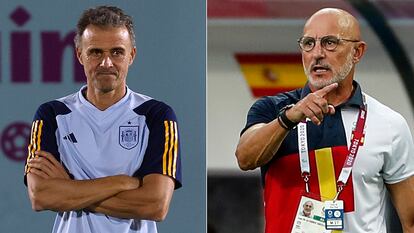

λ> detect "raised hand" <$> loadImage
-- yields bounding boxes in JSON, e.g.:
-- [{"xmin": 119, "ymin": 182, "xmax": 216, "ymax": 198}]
[{"xmin": 286, "ymin": 83, "xmax": 338, "ymax": 125}]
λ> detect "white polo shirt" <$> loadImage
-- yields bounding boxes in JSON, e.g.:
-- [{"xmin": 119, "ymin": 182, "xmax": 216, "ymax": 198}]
[{"xmin": 242, "ymin": 81, "xmax": 414, "ymax": 233}]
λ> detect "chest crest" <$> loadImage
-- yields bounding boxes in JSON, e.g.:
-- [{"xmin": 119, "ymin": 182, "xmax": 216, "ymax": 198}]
[{"xmin": 119, "ymin": 120, "xmax": 140, "ymax": 150}]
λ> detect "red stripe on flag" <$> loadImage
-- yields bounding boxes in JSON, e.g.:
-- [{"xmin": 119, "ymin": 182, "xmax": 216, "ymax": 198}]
[
  {"xmin": 251, "ymin": 87, "xmax": 301, "ymax": 97},
  {"xmin": 235, "ymin": 53, "xmax": 302, "ymax": 64}
]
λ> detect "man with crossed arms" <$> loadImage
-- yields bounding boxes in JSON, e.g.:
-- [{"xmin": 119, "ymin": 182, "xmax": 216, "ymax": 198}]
[{"xmin": 24, "ymin": 6, "xmax": 181, "ymax": 233}]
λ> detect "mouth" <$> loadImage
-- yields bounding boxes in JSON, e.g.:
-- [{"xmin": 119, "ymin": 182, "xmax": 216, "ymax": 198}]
[
  {"xmin": 97, "ymin": 72, "xmax": 117, "ymax": 76},
  {"xmin": 311, "ymin": 65, "xmax": 330, "ymax": 74}
]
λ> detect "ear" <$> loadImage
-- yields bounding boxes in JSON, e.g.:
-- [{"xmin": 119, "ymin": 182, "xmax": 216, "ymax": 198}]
[
  {"xmin": 352, "ymin": 41, "xmax": 367, "ymax": 64},
  {"xmin": 76, "ymin": 47, "xmax": 84, "ymax": 65},
  {"xmin": 129, "ymin": 47, "xmax": 137, "ymax": 66}
]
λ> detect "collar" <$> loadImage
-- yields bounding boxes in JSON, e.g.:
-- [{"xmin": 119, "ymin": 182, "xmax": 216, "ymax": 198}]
[
  {"xmin": 78, "ymin": 85, "xmax": 131, "ymax": 111},
  {"xmin": 300, "ymin": 80, "xmax": 364, "ymax": 109}
]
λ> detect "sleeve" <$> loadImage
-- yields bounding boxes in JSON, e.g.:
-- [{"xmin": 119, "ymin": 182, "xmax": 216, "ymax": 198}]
[
  {"xmin": 240, "ymin": 96, "xmax": 280, "ymax": 135},
  {"xmin": 133, "ymin": 100, "xmax": 182, "ymax": 189},
  {"xmin": 24, "ymin": 102, "xmax": 63, "ymax": 186},
  {"xmin": 383, "ymin": 113, "xmax": 414, "ymax": 184}
]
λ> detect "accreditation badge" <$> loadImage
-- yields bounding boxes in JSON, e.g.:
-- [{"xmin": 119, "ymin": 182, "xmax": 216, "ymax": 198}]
[
  {"xmin": 324, "ymin": 200, "xmax": 344, "ymax": 230},
  {"xmin": 291, "ymin": 196, "xmax": 331, "ymax": 233}
]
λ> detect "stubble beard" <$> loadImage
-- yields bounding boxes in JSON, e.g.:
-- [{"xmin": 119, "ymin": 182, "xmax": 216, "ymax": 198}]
[{"xmin": 305, "ymin": 52, "xmax": 354, "ymax": 89}]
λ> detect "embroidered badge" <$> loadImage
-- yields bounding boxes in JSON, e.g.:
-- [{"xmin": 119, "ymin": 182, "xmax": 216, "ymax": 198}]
[{"xmin": 119, "ymin": 125, "xmax": 139, "ymax": 150}]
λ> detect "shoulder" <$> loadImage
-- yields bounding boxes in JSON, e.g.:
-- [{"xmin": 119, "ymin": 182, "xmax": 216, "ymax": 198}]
[
  {"xmin": 364, "ymin": 94, "xmax": 407, "ymax": 128},
  {"xmin": 129, "ymin": 91, "xmax": 177, "ymax": 124},
  {"xmin": 364, "ymin": 93, "xmax": 412, "ymax": 149},
  {"xmin": 254, "ymin": 89, "xmax": 301, "ymax": 108},
  {"xmin": 250, "ymin": 88, "xmax": 302, "ymax": 114},
  {"xmin": 35, "ymin": 99, "xmax": 72, "ymax": 119}
]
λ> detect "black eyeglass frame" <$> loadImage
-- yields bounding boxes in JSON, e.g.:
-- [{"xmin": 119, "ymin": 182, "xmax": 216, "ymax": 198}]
[{"xmin": 297, "ymin": 36, "xmax": 360, "ymax": 52}]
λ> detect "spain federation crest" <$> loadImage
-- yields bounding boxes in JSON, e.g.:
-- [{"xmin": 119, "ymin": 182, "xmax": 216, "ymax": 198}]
[{"xmin": 119, "ymin": 126, "xmax": 139, "ymax": 150}]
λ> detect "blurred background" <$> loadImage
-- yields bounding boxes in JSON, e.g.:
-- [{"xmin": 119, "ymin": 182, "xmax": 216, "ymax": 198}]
[
  {"xmin": 208, "ymin": 0, "xmax": 414, "ymax": 232},
  {"xmin": 0, "ymin": 1, "xmax": 205, "ymax": 232}
]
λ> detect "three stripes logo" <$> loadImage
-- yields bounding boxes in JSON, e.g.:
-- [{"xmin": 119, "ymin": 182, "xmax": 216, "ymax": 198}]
[{"xmin": 63, "ymin": 133, "xmax": 77, "ymax": 143}]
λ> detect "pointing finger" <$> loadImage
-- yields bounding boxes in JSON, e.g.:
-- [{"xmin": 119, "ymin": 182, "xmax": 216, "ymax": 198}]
[{"xmin": 315, "ymin": 83, "xmax": 338, "ymax": 97}]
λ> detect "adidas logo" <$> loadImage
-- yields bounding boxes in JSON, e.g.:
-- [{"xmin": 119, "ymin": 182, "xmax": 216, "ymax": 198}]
[{"xmin": 63, "ymin": 133, "xmax": 77, "ymax": 143}]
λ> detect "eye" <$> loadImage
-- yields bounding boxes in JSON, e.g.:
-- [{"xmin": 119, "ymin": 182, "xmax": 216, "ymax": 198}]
[
  {"xmin": 323, "ymin": 37, "xmax": 338, "ymax": 46},
  {"xmin": 302, "ymin": 37, "xmax": 315, "ymax": 47},
  {"xmin": 111, "ymin": 49, "xmax": 125, "ymax": 57},
  {"xmin": 88, "ymin": 49, "xmax": 102, "ymax": 58}
]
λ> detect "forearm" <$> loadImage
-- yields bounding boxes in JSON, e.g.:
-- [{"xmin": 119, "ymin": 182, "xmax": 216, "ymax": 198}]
[
  {"xmin": 88, "ymin": 174, "xmax": 174, "ymax": 221},
  {"xmin": 235, "ymin": 120, "xmax": 289, "ymax": 170},
  {"xmin": 27, "ymin": 173, "xmax": 139, "ymax": 212},
  {"xmin": 387, "ymin": 176, "xmax": 414, "ymax": 233}
]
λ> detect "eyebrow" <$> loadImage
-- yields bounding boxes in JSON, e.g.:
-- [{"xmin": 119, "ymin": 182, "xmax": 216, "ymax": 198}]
[{"xmin": 87, "ymin": 47, "xmax": 126, "ymax": 52}]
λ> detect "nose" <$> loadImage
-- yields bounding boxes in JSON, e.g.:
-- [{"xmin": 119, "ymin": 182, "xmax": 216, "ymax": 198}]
[
  {"xmin": 311, "ymin": 41, "xmax": 326, "ymax": 59},
  {"xmin": 99, "ymin": 54, "xmax": 114, "ymax": 67}
]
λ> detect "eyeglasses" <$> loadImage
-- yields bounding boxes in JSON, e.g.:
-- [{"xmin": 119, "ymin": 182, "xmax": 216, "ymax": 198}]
[
  {"xmin": 86, "ymin": 48, "xmax": 127, "ymax": 63},
  {"xmin": 297, "ymin": 35, "xmax": 360, "ymax": 52}
]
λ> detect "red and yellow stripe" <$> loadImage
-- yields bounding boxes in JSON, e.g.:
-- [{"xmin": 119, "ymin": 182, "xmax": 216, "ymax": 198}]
[
  {"xmin": 235, "ymin": 53, "xmax": 307, "ymax": 98},
  {"xmin": 162, "ymin": 120, "xmax": 179, "ymax": 178},
  {"xmin": 25, "ymin": 120, "xmax": 43, "ymax": 174}
]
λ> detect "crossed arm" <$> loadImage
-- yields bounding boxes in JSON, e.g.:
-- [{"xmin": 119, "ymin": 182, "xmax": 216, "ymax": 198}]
[{"xmin": 26, "ymin": 150, "xmax": 175, "ymax": 221}]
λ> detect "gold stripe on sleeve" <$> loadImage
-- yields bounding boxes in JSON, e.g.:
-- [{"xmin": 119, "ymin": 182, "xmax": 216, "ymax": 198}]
[
  {"xmin": 167, "ymin": 121, "xmax": 175, "ymax": 176},
  {"xmin": 25, "ymin": 120, "xmax": 43, "ymax": 174},
  {"xmin": 26, "ymin": 121, "xmax": 37, "ymax": 163},
  {"xmin": 162, "ymin": 121, "xmax": 170, "ymax": 175},
  {"xmin": 172, "ymin": 121, "xmax": 178, "ymax": 178},
  {"xmin": 36, "ymin": 120, "xmax": 43, "ymax": 154}
]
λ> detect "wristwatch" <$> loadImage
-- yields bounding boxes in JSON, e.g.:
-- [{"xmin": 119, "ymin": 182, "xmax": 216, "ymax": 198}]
[{"xmin": 278, "ymin": 104, "xmax": 298, "ymax": 130}]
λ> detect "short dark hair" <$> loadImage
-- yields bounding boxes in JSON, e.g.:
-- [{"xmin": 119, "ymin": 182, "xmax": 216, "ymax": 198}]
[{"xmin": 74, "ymin": 5, "xmax": 136, "ymax": 48}]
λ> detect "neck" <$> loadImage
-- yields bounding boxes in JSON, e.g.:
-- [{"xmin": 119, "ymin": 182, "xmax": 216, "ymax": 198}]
[
  {"xmin": 84, "ymin": 86, "xmax": 126, "ymax": 111},
  {"xmin": 310, "ymin": 80, "xmax": 354, "ymax": 107},
  {"xmin": 326, "ymin": 82, "xmax": 354, "ymax": 106}
]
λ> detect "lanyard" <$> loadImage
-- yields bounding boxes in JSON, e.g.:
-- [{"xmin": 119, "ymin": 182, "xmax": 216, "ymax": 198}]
[{"xmin": 298, "ymin": 101, "xmax": 367, "ymax": 199}]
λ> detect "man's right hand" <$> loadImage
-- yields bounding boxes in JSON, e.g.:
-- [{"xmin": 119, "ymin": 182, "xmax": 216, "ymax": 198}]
[{"xmin": 286, "ymin": 83, "xmax": 338, "ymax": 125}]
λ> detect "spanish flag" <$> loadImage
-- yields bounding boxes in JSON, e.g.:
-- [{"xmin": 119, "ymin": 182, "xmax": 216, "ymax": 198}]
[{"xmin": 235, "ymin": 53, "xmax": 307, "ymax": 98}]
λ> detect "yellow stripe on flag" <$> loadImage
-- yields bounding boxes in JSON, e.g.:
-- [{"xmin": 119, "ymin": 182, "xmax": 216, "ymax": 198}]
[
  {"xmin": 315, "ymin": 147, "xmax": 337, "ymax": 201},
  {"xmin": 239, "ymin": 64, "xmax": 306, "ymax": 88}
]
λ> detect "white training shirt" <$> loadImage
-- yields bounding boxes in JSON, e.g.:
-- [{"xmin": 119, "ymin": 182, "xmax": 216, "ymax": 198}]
[{"xmin": 25, "ymin": 86, "xmax": 182, "ymax": 233}]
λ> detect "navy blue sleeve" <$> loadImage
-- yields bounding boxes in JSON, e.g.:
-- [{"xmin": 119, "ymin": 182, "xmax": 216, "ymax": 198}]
[
  {"xmin": 241, "ymin": 89, "xmax": 302, "ymax": 135},
  {"xmin": 241, "ymin": 97, "xmax": 280, "ymax": 135},
  {"xmin": 24, "ymin": 101, "xmax": 71, "ymax": 185},
  {"xmin": 133, "ymin": 100, "xmax": 182, "ymax": 189}
]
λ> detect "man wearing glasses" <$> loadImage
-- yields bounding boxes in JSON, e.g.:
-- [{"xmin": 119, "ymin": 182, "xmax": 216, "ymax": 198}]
[
  {"xmin": 236, "ymin": 8, "xmax": 414, "ymax": 233},
  {"xmin": 24, "ymin": 6, "xmax": 181, "ymax": 233}
]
